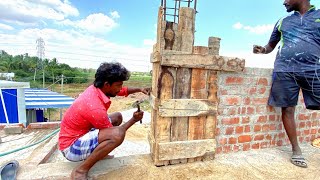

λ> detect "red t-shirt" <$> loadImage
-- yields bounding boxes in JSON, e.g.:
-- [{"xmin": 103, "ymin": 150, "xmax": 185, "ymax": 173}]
[{"xmin": 58, "ymin": 85, "xmax": 128, "ymax": 150}]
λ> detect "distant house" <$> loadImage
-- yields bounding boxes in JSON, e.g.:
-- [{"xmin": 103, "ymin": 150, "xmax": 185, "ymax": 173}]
[
  {"xmin": 0, "ymin": 73, "xmax": 15, "ymax": 81},
  {"xmin": 0, "ymin": 80, "xmax": 74, "ymax": 126}
]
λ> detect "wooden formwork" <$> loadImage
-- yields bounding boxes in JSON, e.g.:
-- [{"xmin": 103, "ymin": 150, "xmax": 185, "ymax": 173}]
[{"xmin": 149, "ymin": 6, "xmax": 245, "ymax": 166}]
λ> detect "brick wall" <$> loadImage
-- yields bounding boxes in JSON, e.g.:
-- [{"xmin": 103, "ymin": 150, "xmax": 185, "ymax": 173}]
[{"xmin": 216, "ymin": 67, "xmax": 320, "ymax": 154}]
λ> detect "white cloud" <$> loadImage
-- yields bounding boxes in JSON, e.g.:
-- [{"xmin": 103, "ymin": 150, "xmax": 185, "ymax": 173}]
[
  {"xmin": 60, "ymin": 13, "xmax": 119, "ymax": 34},
  {"xmin": 143, "ymin": 39, "xmax": 155, "ymax": 46},
  {"xmin": 0, "ymin": 28, "xmax": 153, "ymax": 72},
  {"xmin": 110, "ymin": 11, "xmax": 120, "ymax": 19},
  {"xmin": 233, "ymin": 22, "xmax": 273, "ymax": 35},
  {"xmin": 0, "ymin": 0, "xmax": 79, "ymax": 25},
  {"xmin": 0, "ymin": 23, "xmax": 14, "ymax": 30}
]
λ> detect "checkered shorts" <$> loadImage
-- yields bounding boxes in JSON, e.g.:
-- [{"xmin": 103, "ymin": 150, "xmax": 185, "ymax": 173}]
[{"xmin": 61, "ymin": 129, "xmax": 99, "ymax": 162}]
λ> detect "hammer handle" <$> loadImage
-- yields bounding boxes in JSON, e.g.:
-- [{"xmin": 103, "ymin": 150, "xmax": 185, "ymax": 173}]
[{"xmin": 137, "ymin": 104, "xmax": 142, "ymax": 124}]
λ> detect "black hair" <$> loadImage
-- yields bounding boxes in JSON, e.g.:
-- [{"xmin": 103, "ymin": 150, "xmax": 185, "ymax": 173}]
[{"xmin": 94, "ymin": 62, "xmax": 130, "ymax": 88}]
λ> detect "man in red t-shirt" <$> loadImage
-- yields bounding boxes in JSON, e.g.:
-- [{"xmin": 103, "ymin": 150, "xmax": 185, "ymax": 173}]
[{"xmin": 58, "ymin": 62, "xmax": 150, "ymax": 179}]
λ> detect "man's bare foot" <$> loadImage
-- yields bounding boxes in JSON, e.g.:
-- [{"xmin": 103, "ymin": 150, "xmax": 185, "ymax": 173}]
[
  {"xmin": 71, "ymin": 169, "xmax": 88, "ymax": 180},
  {"xmin": 103, "ymin": 154, "xmax": 114, "ymax": 159}
]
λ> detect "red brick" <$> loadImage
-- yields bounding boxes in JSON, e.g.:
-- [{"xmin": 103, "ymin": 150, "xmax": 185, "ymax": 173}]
[
  {"xmin": 215, "ymin": 128, "xmax": 221, "ymax": 136},
  {"xmin": 311, "ymin": 129, "xmax": 317, "ymax": 134},
  {"xmin": 225, "ymin": 127, "xmax": 234, "ymax": 135},
  {"xmin": 262, "ymin": 125, "xmax": 270, "ymax": 132},
  {"xmin": 305, "ymin": 137, "xmax": 310, "ymax": 142},
  {"xmin": 226, "ymin": 77, "xmax": 244, "ymax": 85},
  {"xmin": 242, "ymin": 116, "xmax": 250, "ymax": 124},
  {"xmin": 311, "ymin": 112, "xmax": 318, "ymax": 119},
  {"xmin": 238, "ymin": 107, "xmax": 246, "ymax": 114},
  {"xmin": 304, "ymin": 129, "xmax": 310, "ymax": 135},
  {"xmin": 269, "ymin": 115, "xmax": 276, "ymax": 121},
  {"xmin": 299, "ymin": 122, "xmax": 306, "ymax": 128},
  {"xmin": 254, "ymin": 134, "xmax": 264, "ymax": 141},
  {"xmin": 296, "ymin": 130, "xmax": 301, "ymax": 136},
  {"xmin": 249, "ymin": 87, "xmax": 257, "ymax": 95},
  {"xmin": 260, "ymin": 142, "xmax": 268, "ymax": 148},
  {"xmin": 258, "ymin": 87, "xmax": 266, "ymax": 94},
  {"xmin": 253, "ymin": 98, "xmax": 268, "ymax": 105},
  {"xmin": 216, "ymin": 147, "xmax": 222, "ymax": 154},
  {"xmin": 225, "ymin": 96, "xmax": 241, "ymax": 105},
  {"xmin": 252, "ymin": 143, "xmax": 260, "ymax": 149},
  {"xmin": 306, "ymin": 121, "xmax": 311, "ymax": 128},
  {"xmin": 220, "ymin": 89, "xmax": 228, "ymax": 95},
  {"xmin": 270, "ymin": 124, "xmax": 276, "ymax": 131},
  {"xmin": 243, "ymin": 97, "xmax": 251, "ymax": 105},
  {"xmin": 247, "ymin": 107, "xmax": 255, "ymax": 114},
  {"xmin": 226, "ymin": 107, "xmax": 237, "ymax": 116},
  {"xmin": 257, "ymin": 78, "xmax": 268, "ymax": 86},
  {"xmin": 279, "ymin": 132, "xmax": 286, "ymax": 139},
  {"xmin": 299, "ymin": 137, "xmax": 304, "ymax": 143},
  {"xmin": 244, "ymin": 125, "xmax": 251, "ymax": 132},
  {"xmin": 235, "ymin": 126, "xmax": 244, "ymax": 134},
  {"xmin": 223, "ymin": 145, "xmax": 232, "ymax": 153},
  {"xmin": 254, "ymin": 125, "xmax": 261, "ymax": 132},
  {"xmin": 257, "ymin": 116, "xmax": 267, "ymax": 123},
  {"xmin": 278, "ymin": 124, "xmax": 283, "ymax": 130},
  {"xmin": 312, "ymin": 121, "xmax": 319, "ymax": 127},
  {"xmin": 219, "ymin": 138, "xmax": 228, "ymax": 145},
  {"xmin": 243, "ymin": 143, "xmax": 251, "ymax": 151},
  {"xmin": 266, "ymin": 134, "xmax": 272, "ymax": 140},
  {"xmin": 228, "ymin": 137, "xmax": 237, "ymax": 144},
  {"xmin": 256, "ymin": 106, "xmax": 267, "ymax": 114},
  {"xmin": 298, "ymin": 114, "xmax": 311, "ymax": 121},
  {"xmin": 233, "ymin": 145, "xmax": 240, "ymax": 152},
  {"xmin": 222, "ymin": 117, "xmax": 240, "ymax": 125},
  {"xmin": 238, "ymin": 135, "xmax": 252, "ymax": 143},
  {"xmin": 276, "ymin": 140, "xmax": 283, "ymax": 146}
]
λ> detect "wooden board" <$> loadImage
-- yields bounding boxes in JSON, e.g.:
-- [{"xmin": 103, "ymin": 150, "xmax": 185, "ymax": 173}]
[
  {"xmin": 161, "ymin": 54, "xmax": 245, "ymax": 72},
  {"xmin": 158, "ymin": 139, "xmax": 216, "ymax": 161},
  {"xmin": 170, "ymin": 68, "xmax": 191, "ymax": 165},
  {"xmin": 158, "ymin": 99, "xmax": 216, "ymax": 117}
]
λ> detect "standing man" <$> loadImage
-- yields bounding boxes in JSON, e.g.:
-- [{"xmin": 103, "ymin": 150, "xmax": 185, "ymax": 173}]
[
  {"xmin": 58, "ymin": 62, "xmax": 150, "ymax": 179},
  {"xmin": 253, "ymin": 0, "xmax": 320, "ymax": 168}
]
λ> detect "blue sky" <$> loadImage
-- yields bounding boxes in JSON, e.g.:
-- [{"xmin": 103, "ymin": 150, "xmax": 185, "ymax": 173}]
[{"xmin": 0, "ymin": 0, "xmax": 320, "ymax": 72}]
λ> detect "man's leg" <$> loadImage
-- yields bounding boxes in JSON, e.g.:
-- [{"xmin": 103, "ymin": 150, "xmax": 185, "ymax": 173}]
[
  {"xmin": 71, "ymin": 126, "xmax": 126, "ymax": 180},
  {"xmin": 282, "ymin": 107, "xmax": 301, "ymax": 155}
]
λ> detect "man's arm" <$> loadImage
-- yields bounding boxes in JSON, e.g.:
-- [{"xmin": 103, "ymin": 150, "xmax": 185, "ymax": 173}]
[
  {"xmin": 127, "ymin": 87, "xmax": 151, "ymax": 95},
  {"xmin": 253, "ymin": 41, "xmax": 278, "ymax": 54}
]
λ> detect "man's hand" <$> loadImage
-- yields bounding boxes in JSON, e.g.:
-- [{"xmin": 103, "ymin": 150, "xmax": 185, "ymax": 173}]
[
  {"xmin": 132, "ymin": 110, "xmax": 144, "ymax": 123},
  {"xmin": 253, "ymin": 45, "xmax": 266, "ymax": 54},
  {"xmin": 141, "ymin": 88, "xmax": 151, "ymax": 95}
]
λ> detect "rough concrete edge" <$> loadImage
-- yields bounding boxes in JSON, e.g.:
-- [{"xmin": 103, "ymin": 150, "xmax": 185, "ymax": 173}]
[{"xmin": 20, "ymin": 154, "xmax": 150, "ymax": 180}]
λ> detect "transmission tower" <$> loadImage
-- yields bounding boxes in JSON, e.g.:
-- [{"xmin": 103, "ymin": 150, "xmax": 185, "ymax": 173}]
[{"xmin": 36, "ymin": 37, "xmax": 45, "ymax": 88}]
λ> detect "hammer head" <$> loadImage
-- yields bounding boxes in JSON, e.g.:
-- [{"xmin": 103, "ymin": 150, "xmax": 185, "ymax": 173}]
[{"xmin": 132, "ymin": 100, "xmax": 144, "ymax": 111}]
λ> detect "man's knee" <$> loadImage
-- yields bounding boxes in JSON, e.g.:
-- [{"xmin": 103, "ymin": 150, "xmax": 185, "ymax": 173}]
[
  {"xmin": 110, "ymin": 127, "xmax": 125, "ymax": 145},
  {"xmin": 109, "ymin": 112, "xmax": 123, "ymax": 126}
]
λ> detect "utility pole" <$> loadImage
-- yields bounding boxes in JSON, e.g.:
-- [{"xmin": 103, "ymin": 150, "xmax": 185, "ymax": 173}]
[
  {"xmin": 60, "ymin": 74, "xmax": 64, "ymax": 120},
  {"xmin": 36, "ymin": 37, "xmax": 45, "ymax": 88}
]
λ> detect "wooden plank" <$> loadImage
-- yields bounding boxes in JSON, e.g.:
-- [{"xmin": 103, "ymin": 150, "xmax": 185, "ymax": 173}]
[
  {"xmin": 161, "ymin": 54, "xmax": 245, "ymax": 72},
  {"xmin": 158, "ymin": 99, "xmax": 216, "ymax": 117},
  {"xmin": 188, "ymin": 68, "xmax": 207, "ymax": 162},
  {"xmin": 153, "ymin": 67, "xmax": 174, "ymax": 166},
  {"xmin": 203, "ymin": 70, "xmax": 218, "ymax": 161},
  {"xmin": 158, "ymin": 139, "xmax": 216, "ymax": 161},
  {"xmin": 149, "ymin": 93, "xmax": 159, "ymax": 110},
  {"xmin": 170, "ymin": 68, "xmax": 191, "ymax": 165}
]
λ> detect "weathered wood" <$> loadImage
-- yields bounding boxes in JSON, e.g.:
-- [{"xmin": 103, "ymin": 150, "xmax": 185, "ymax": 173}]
[
  {"xmin": 159, "ymin": 99, "xmax": 216, "ymax": 117},
  {"xmin": 203, "ymin": 71, "xmax": 218, "ymax": 161},
  {"xmin": 153, "ymin": 67, "xmax": 174, "ymax": 166},
  {"xmin": 149, "ymin": 93, "xmax": 159, "ymax": 110},
  {"xmin": 208, "ymin": 37, "xmax": 221, "ymax": 55},
  {"xmin": 161, "ymin": 54, "xmax": 245, "ymax": 72},
  {"xmin": 178, "ymin": 8, "xmax": 195, "ymax": 53},
  {"xmin": 158, "ymin": 139, "xmax": 216, "ymax": 161},
  {"xmin": 170, "ymin": 68, "xmax": 191, "ymax": 165}
]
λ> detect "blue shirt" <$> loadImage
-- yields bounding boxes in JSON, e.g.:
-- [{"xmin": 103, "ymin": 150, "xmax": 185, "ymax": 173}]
[{"xmin": 270, "ymin": 6, "xmax": 320, "ymax": 72}]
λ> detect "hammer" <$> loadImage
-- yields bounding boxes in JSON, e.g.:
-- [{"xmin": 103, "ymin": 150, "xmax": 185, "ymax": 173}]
[{"xmin": 132, "ymin": 100, "xmax": 144, "ymax": 124}]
